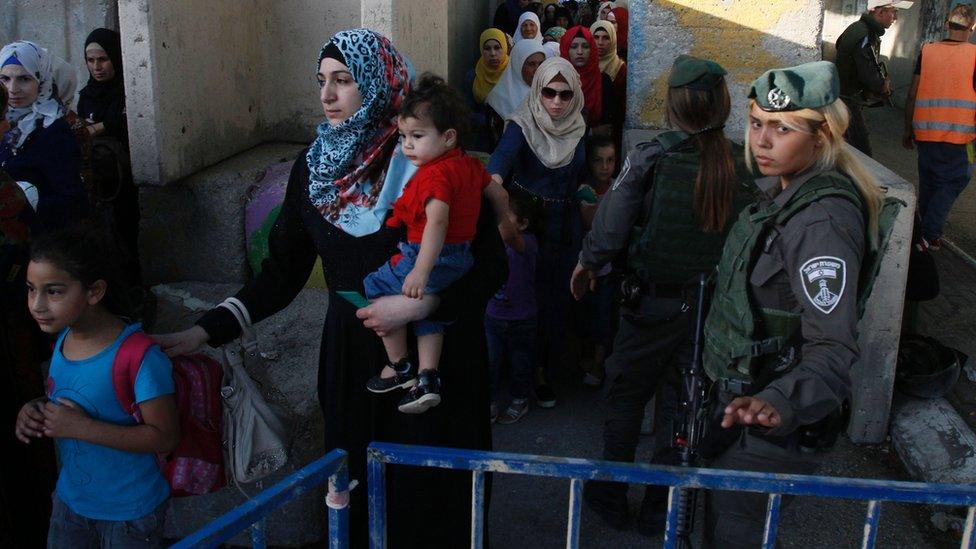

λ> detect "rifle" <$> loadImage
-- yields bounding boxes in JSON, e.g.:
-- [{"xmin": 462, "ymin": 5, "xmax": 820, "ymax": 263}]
[{"xmin": 670, "ymin": 273, "xmax": 711, "ymax": 548}]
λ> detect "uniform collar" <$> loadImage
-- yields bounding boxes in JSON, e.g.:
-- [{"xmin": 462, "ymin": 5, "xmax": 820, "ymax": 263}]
[
  {"xmin": 860, "ymin": 13, "xmax": 886, "ymax": 37},
  {"xmin": 756, "ymin": 165, "xmax": 824, "ymax": 208}
]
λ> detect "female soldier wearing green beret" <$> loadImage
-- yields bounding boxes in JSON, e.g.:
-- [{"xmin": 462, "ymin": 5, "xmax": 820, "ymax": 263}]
[
  {"xmin": 701, "ymin": 61, "xmax": 886, "ymax": 547},
  {"xmin": 570, "ymin": 55, "xmax": 756, "ymax": 535}
]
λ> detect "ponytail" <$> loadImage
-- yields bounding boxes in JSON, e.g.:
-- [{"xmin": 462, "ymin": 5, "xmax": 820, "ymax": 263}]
[{"xmin": 667, "ymin": 78, "xmax": 736, "ymax": 233}]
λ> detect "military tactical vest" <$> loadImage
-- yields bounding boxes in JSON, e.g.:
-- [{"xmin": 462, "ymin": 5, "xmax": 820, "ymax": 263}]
[
  {"xmin": 626, "ymin": 131, "xmax": 757, "ymax": 285},
  {"xmin": 703, "ymin": 170, "xmax": 903, "ymax": 393}
]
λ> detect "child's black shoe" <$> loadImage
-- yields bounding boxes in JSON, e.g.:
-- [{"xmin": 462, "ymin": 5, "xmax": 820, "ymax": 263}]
[
  {"xmin": 398, "ymin": 369, "xmax": 442, "ymax": 414},
  {"xmin": 366, "ymin": 358, "xmax": 416, "ymax": 394}
]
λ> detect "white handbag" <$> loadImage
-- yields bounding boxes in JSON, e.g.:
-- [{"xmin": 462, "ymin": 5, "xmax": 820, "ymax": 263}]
[{"xmin": 218, "ymin": 298, "xmax": 291, "ymax": 485}]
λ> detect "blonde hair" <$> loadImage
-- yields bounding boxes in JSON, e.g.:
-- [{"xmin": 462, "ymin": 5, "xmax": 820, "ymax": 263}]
[{"xmin": 744, "ymin": 99, "xmax": 884, "ymax": 247}]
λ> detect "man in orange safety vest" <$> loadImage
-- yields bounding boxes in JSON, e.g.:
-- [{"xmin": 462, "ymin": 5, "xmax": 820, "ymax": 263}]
[{"xmin": 903, "ymin": 4, "xmax": 976, "ymax": 250}]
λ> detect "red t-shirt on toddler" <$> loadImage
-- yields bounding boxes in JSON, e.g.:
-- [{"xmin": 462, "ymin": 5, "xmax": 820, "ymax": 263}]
[{"xmin": 386, "ymin": 148, "xmax": 491, "ymax": 244}]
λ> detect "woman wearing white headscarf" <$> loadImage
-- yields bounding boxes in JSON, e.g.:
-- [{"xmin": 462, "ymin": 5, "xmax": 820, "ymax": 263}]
[
  {"xmin": 0, "ymin": 41, "xmax": 87, "ymax": 230},
  {"xmin": 486, "ymin": 56, "xmax": 587, "ymax": 408},
  {"xmin": 486, "ymin": 39, "xmax": 549, "ymax": 120},
  {"xmin": 514, "ymin": 11, "xmax": 544, "ymax": 43}
]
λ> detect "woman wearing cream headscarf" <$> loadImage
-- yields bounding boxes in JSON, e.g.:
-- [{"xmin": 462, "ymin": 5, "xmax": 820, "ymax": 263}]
[
  {"xmin": 591, "ymin": 20, "xmax": 626, "ymax": 140},
  {"xmin": 486, "ymin": 56, "xmax": 587, "ymax": 408}
]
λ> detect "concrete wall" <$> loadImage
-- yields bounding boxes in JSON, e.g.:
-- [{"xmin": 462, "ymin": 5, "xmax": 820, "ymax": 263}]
[
  {"xmin": 119, "ymin": 0, "xmax": 361, "ymax": 186},
  {"xmin": 3, "ymin": 0, "xmax": 119, "ymax": 109},
  {"xmin": 627, "ymin": 1, "xmax": 825, "ymax": 138},
  {"xmin": 262, "ymin": 0, "xmax": 362, "ymax": 143}
]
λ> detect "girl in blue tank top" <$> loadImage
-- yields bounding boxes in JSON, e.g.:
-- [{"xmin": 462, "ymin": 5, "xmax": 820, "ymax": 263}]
[{"xmin": 14, "ymin": 224, "xmax": 178, "ymax": 548}]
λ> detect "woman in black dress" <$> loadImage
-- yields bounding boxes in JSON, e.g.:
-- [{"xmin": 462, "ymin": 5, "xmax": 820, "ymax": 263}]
[{"xmin": 156, "ymin": 29, "xmax": 505, "ymax": 547}]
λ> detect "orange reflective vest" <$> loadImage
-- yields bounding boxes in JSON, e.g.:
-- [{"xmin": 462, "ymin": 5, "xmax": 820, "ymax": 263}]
[{"xmin": 913, "ymin": 41, "xmax": 976, "ymax": 145}]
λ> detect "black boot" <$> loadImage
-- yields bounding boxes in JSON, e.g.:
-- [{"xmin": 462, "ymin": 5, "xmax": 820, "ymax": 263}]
[
  {"xmin": 637, "ymin": 485, "xmax": 668, "ymax": 537},
  {"xmin": 583, "ymin": 480, "xmax": 629, "ymax": 530}
]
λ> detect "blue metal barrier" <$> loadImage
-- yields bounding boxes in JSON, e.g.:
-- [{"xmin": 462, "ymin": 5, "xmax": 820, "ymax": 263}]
[
  {"xmin": 367, "ymin": 442, "xmax": 976, "ymax": 549},
  {"xmin": 173, "ymin": 448, "xmax": 350, "ymax": 549}
]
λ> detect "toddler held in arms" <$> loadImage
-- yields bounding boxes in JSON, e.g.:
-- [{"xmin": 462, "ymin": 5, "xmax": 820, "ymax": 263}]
[{"xmin": 363, "ymin": 74, "xmax": 515, "ymax": 414}]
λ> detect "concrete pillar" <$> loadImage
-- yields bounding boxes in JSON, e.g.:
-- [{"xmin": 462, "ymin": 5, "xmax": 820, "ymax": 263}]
[
  {"xmin": 626, "ymin": 1, "xmax": 826, "ymax": 136},
  {"xmin": 362, "ymin": 0, "xmax": 487, "ymax": 87},
  {"xmin": 118, "ymin": 0, "xmax": 360, "ymax": 187}
]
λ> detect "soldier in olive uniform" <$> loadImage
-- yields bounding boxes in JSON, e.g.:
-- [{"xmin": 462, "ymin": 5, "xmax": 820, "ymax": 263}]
[
  {"xmin": 571, "ymin": 55, "xmax": 756, "ymax": 536},
  {"xmin": 701, "ymin": 61, "xmax": 894, "ymax": 548},
  {"xmin": 834, "ymin": 0, "xmax": 914, "ymax": 156}
]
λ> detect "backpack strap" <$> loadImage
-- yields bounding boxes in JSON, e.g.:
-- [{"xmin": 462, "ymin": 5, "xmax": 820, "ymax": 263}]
[{"xmin": 112, "ymin": 331, "xmax": 156, "ymax": 418}]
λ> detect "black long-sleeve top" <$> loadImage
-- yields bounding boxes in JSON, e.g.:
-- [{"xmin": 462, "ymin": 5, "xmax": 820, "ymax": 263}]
[
  {"xmin": 0, "ymin": 118, "xmax": 88, "ymax": 231},
  {"xmin": 196, "ymin": 151, "xmax": 507, "ymax": 345}
]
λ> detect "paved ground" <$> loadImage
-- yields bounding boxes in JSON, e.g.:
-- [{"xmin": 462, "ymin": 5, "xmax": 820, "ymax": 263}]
[{"xmin": 864, "ymin": 107, "xmax": 976, "ymax": 257}]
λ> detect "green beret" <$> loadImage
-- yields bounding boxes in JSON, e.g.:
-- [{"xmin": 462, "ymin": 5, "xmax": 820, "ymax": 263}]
[
  {"xmin": 748, "ymin": 61, "xmax": 840, "ymax": 112},
  {"xmin": 668, "ymin": 54, "xmax": 727, "ymax": 91}
]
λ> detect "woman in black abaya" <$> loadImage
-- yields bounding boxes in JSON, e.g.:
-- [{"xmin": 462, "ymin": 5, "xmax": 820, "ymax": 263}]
[{"xmin": 156, "ymin": 29, "xmax": 504, "ymax": 547}]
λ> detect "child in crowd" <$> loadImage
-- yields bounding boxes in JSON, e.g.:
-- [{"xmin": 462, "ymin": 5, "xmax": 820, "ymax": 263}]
[
  {"xmin": 364, "ymin": 74, "xmax": 513, "ymax": 414},
  {"xmin": 575, "ymin": 134, "xmax": 618, "ymax": 385},
  {"xmin": 15, "ymin": 224, "xmax": 178, "ymax": 548},
  {"xmin": 486, "ymin": 190, "xmax": 541, "ymax": 424}
]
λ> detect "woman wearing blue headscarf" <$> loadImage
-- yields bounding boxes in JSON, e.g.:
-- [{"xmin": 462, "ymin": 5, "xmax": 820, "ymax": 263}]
[
  {"xmin": 0, "ymin": 41, "xmax": 88, "ymax": 231},
  {"xmin": 157, "ymin": 29, "xmax": 505, "ymax": 546}
]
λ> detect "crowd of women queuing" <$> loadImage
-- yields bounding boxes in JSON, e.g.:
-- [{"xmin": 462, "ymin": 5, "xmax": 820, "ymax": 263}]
[{"xmin": 5, "ymin": 0, "xmax": 890, "ymax": 547}]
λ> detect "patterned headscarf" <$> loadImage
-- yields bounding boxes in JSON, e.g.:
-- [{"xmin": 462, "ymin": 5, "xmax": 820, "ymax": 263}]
[
  {"xmin": 306, "ymin": 29, "xmax": 412, "ymax": 226},
  {"xmin": 544, "ymin": 26, "xmax": 567, "ymax": 43},
  {"xmin": 1, "ymin": 41, "xmax": 68, "ymax": 150}
]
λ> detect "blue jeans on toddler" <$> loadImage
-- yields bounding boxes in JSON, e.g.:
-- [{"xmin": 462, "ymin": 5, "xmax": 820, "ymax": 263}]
[
  {"xmin": 917, "ymin": 140, "xmax": 974, "ymax": 241},
  {"xmin": 47, "ymin": 495, "xmax": 167, "ymax": 548},
  {"xmin": 485, "ymin": 315, "xmax": 538, "ymax": 402},
  {"xmin": 364, "ymin": 241, "xmax": 473, "ymax": 336}
]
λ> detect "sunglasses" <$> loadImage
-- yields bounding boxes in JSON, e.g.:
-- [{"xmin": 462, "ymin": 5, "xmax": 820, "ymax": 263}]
[{"xmin": 541, "ymin": 87, "xmax": 575, "ymax": 101}]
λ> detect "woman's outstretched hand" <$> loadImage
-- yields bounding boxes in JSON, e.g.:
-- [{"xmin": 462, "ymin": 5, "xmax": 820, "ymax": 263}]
[
  {"xmin": 356, "ymin": 294, "xmax": 440, "ymax": 337},
  {"xmin": 721, "ymin": 397, "xmax": 782, "ymax": 429},
  {"xmin": 152, "ymin": 326, "xmax": 210, "ymax": 357},
  {"xmin": 570, "ymin": 262, "xmax": 596, "ymax": 301}
]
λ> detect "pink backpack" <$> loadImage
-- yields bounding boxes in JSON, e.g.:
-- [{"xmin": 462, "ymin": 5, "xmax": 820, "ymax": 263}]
[{"xmin": 112, "ymin": 332, "xmax": 226, "ymax": 497}]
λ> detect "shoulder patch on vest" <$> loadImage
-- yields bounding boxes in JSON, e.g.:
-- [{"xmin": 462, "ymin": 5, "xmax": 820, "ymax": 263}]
[{"xmin": 799, "ymin": 256, "xmax": 847, "ymax": 314}]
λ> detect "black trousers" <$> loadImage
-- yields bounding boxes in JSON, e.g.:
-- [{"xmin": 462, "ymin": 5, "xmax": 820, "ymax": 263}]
[
  {"xmin": 700, "ymin": 392, "xmax": 820, "ymax": 549},
  {"xmin": 598, "ymin": 296, "xmax": 692, "ymax": 502},
  {"xmin": 842, "ymin": 98, "xmax": 873, "ymax": 157}
]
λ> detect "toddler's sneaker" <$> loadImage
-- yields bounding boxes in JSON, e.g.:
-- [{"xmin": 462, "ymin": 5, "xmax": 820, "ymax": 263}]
[
  {"xmin": 398, "ymin": 369, "xmax": 442, "ymax": 414},
  {"xmin": 497, "ymin": 399, "xmax": 529, "ymax": 424},
  {"xmin": 367, "ymin": 358, "xmax": 416, "ymax": 393}
]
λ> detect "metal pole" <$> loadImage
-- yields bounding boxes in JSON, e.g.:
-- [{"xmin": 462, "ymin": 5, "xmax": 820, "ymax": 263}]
[{"xmin": 368, "ymin": 452, "xmax": 387, "ymax": 549}]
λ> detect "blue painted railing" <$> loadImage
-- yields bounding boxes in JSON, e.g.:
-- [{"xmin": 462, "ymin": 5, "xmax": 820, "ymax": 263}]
[
  {"xmin": 367, "ymin": 442, "xmax": 976, "ymax": 549},
  {"xmin": 173, "ymin": 448, "xmax": 350, "ymax": 549}
]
